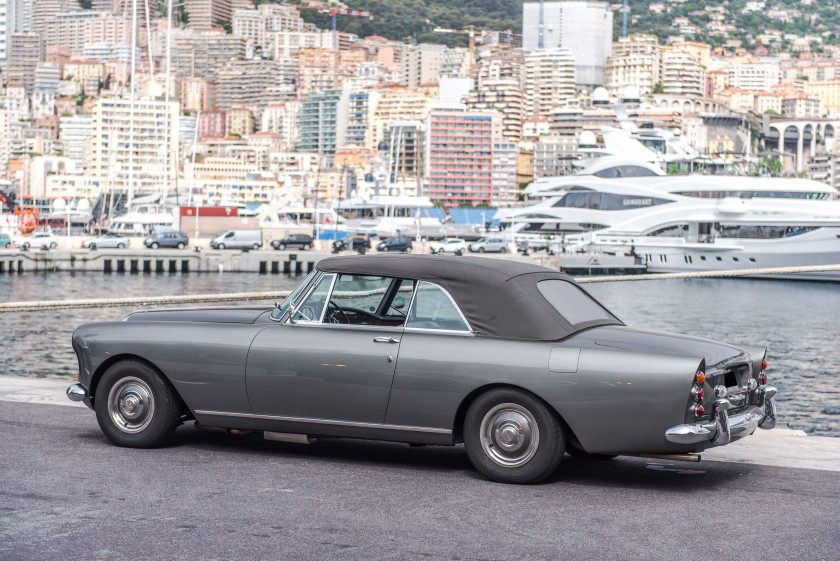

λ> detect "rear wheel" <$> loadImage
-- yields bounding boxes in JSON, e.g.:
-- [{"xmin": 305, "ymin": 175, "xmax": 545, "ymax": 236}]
[
  {"xmin": 500, "ymin": 247, "xmax": 508, "ymax": 253},
  {"xmin": 94, "ymin": 360, "xmax": 181, "ymax": 448},
  {"xmin": 89, "ymin": 243, "xmax": 96, "ymax": 250},
  {"xmin": 117, "ymin": 243, "xmax": 125, "ymax": 249},
  {"xmin": 304, "ymin": 243, "xmax": 311, "ymax": 250},
  {"xmin": 253, "ymin": 243, "xmax": 261, "ymax": 250},
  {"xmin": 478, "ymin": 247, "xmax": 485, "ymax": 253},
  {"xmin": 22, "ymin": 243, "xmax": 30, "ymax": 250},
  {"xmin": 49, "ymin": 242, "xmax": 57, "ymax": 249},
  {"xmin": 463, "ymin": 388, "xmax": 565, "ymax": 484}
]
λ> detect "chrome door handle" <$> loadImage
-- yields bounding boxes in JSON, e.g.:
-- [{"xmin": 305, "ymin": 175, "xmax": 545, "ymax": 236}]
[{"xmin": 373, "ymin": 337, "xmax": 400, "ymax": 344}]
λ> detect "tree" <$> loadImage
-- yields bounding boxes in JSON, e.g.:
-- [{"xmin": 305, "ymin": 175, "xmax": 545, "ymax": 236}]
[{"xmin": 652, "ymin": 82, "xmax": 665, "ymax": 94}]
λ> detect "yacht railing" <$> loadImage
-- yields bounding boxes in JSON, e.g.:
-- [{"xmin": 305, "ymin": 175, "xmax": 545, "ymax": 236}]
[{"xmin": 2, "ymin": 263, "xmax": 840, "ymax": 313}]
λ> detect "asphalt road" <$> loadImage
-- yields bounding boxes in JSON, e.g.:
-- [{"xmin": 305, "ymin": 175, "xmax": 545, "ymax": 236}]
[{"xmin": 1, "ymin": 401, "xmax": 838, "ymax": 561}]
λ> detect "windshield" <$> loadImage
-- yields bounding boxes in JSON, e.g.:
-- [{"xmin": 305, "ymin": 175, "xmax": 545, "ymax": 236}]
[{"xmin": 271, "ymin": 270, "xmax": 317, "ymax": 320}]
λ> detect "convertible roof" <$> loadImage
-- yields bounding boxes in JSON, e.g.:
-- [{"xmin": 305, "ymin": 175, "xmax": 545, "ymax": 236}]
[{"xmin": 316, "ymin": 255, "xmax": 622, "ymax": 340}]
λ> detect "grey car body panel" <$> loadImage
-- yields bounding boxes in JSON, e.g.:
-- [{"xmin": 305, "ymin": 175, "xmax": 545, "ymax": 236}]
[
  {"xmin": 246, "ymin": 323, "xmax": 402, "ymax": 423},
  {"xmin": 71, "ymin": 257, "xmax": 766, "ymax": 457}
]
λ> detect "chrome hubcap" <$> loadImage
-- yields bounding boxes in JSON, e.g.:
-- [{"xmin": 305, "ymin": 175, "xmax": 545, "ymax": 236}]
[
  {"xmin": 108, "ymin": 377, "xmax": 155, "ymax": 434},
  {"xmin": 479, "ymin": 403, "xmax": 539, "ymax": 468}
]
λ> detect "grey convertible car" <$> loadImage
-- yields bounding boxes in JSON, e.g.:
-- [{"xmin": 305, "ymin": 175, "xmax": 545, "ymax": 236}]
[{"xmin": 67, "ymin": 255, "xmax": 777, "ymax": 484}]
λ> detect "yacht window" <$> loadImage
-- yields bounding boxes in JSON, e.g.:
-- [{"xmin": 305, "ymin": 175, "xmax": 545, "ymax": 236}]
[
  {"xmin": 406, "ymin": 282, "xmax": 470, "ymax": 332},
  {"xmin": 537, "ymin": 280, "xmax": 617, "ymax": 326},
  {"xmin": 648, "ymin": 224, "xmax": 689, "ymax": 237},
  {"xmin": 553, "ymin": 192, "xmax": 673, "ymax": 210},
  {"xmin": 594, "ymin": 165, "xmax": 659, "ymax": 178},
  {"xmin": 717, "ymin": 225, "xmax": 819, "ymax": 239}
]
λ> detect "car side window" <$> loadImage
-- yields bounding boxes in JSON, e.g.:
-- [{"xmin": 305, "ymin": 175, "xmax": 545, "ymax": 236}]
[
  {"xmin": 325, "ymin": 275, "xmax": 414, "ymax": 327},
  {"xmin": 291, "ymin": 273, "xmax": 335, "ymax": 323},
  {"xmin": 406, "ymin": 281, "xmax": 470, "ymax": 332}
]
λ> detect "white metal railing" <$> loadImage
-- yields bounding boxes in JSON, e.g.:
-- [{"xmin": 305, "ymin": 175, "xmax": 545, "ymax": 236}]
[{"xmin": 1, "ymin": 263, "xmax": 839, "ymax": 313}]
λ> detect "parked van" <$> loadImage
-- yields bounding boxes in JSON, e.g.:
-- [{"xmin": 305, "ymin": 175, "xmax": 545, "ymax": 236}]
[
  {"xmin": 0, "ymin": 232, "xmax": 11, "ymax": 248},
  {"xmin": 210, "ymin": 230, "xmax": 263, "ymax": 250}
]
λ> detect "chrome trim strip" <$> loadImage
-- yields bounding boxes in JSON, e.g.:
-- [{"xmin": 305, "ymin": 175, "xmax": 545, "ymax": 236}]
[{"xmin": 194, "ymin": 410, "xmax": 452, "ymax": 435}]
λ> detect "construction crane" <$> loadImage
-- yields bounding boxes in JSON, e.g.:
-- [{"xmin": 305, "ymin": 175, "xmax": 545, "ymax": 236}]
[
  {"xmin": 432, "ymin": 26, "xmax": 477, "ymax": 78},
  {"xmin": 317, "ymin": 8, "xmax": 374, "ymax": 58}
]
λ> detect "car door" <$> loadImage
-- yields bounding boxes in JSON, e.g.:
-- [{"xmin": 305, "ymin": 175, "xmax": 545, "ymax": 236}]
[{"xmin": 246, "ymin": 273, "xmax": 413, "ymax": 424}]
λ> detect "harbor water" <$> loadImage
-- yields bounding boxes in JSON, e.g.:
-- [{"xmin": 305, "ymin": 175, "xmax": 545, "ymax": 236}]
[{"xmin": 1, "ymin": 271, "xmax": 837, "ymax": 437}]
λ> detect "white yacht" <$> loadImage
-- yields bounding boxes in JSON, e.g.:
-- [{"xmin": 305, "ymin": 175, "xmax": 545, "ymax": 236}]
[{"xmin": 497, "ymin": 175, "xmax": 840, "ymax": 281}]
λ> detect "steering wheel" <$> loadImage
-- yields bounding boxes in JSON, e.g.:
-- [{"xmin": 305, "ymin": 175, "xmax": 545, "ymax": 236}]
[{"xmin": 327, "ymin": 300, "xmax": 350, "ymax": 324}]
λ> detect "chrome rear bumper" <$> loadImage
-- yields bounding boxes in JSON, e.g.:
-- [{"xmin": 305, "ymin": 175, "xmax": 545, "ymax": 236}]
[{"xmin": 665, "ymin": 386, "xmax": 777, "ymax": 446}]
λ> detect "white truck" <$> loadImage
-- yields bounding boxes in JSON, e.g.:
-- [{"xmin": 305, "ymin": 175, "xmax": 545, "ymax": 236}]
[{"xmin": 210, "ymin": 230, "xmax": 263, "ymax": 250}]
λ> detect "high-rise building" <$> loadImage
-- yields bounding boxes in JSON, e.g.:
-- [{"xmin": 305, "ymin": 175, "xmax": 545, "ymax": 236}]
[
  {"xmin": 366, "ymin": 84, "xmax": 438, "ymax": 151},
  {"xmin": 8, "ymin": 33, "xmax": 45, "ymax": 93},
  {"xmin": 524, "ymin": 48, "xmax": 576, "ymax": 119},
  {"xmin": 180, "ymin": 77, "xmax": 215, "ymax": 112},
  {"xmin": 298, "ymin": 90, "xmax": 344, "ymax": 161},
  {"xmin": 661, "ymin": 48, "xmax": 706, "ymax": 97},
  {"xmin": 232, "ymin": 3, "xmax": 303, "ymax": 52},
  {"xmin": 171, "ymin": 29, "xmax": 247, "ymax": 82},
  {"xmin": 58, "ymin": 113, "xmax": 92, "ymax": 163},
  {"xmin": 44, "ymin": 10, "xmax": 110, "ymax": 55},
  {"xmin": 522, "ymin": 1, "xmax": 613, "ymax": 89},
  {"xmin": 726, "ymin": 62, "xmax": 782, "ymax": 92},
  {"xmin": 401, "ymin": 43, "xmax": 447, "ymax": 89},
  {"xmin": 605, "ymin": 34, "xmax": 662, "ymax": 96},
  {"xmin": 1, "ymin": 0, "xmax": 31, "ymax": 72},
  {"xmin": 89, "ymin": 97, "xmax": 179, "ymax": 191},
  {"xmin": 184, "ymin": 0, "xmax": 252, "ymax": 31},
  {"xmin": 424, "ymin": 103, "xmax": 502, "ymax": 206},
  {"xmin": 35, "ymin": 62, "xmax": 60, "ymax": 93},
  {"xmin": 215, "ymin": 59, "xmax": 296, "ymax": 112},
  {"xmin": 467, "ymin": 79, "xmax": 525, "ymax": 141}
]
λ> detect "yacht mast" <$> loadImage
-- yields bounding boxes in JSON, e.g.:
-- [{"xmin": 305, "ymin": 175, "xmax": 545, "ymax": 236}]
[
  {"xmin": 164, "ymin": 0, "xmax": 174, "ymax": 202},
  {"xmin": 128, "ymin": 0, "xmax": 138, "ymax": 209}
]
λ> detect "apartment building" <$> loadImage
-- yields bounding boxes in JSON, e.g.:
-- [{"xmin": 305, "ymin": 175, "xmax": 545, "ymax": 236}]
[
  {"xmin": 184, "ymin": 0, "xmax": 252, "ymax": 31},
  {"xmin": 424, "ymin": 103, "xmax": 502, "ymax": 206},
  {"xmin": 88, "ymin": 98, "xmax": 179, "ymax": 192},
  {"xmin": 467, "ymin": 79, "xmax": 524, "ymax": 142},
  {"xmin": 661, "ymin": 48, "xmax": 706, "ymax": 97},
  {"xmin": 8, "ymin": 33, "xmax": 45, "ymax": 92},
  {"xmin": 401, "ymin": 43, "xmax": 447, "ymax": 89},
  {"xmin": 171, "ymin": 29, "xmax": 246, "ymax": 82},
  {"xmin": 180, "ymin": 77, "xmax": 215, "ymax": 112},
  {"xmin": 524, "ymin": 48, "xmax": 576, "ymax": 119},
  {"xmin": 726, "ymin": 62, "xmax": 782, "ymax": 92},
  {"xmin": 366, "ymin": 84, "xmax": 438, "ymax": 151},
  {"xmin": 298, "ymin": 90, "xmax": 344, "ymax": 161},
  {"xmin": 44, "ymin": 10, "xmax": 106, "ymax": 55},
  {"xmin": 232, "ymin": 3, "xmax": 304, "ymax": 51},
  {"xmin": 215, "ymin": 59, "xmax": 297, "ymax": 111},
  {"xmin": 260, "ymin": 102, "xmax": 300, "ymax": 151}
]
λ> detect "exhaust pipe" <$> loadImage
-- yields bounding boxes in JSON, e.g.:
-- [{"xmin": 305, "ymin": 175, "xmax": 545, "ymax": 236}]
[{"xmin": 636, "ymin": 453, "xmax": 701, "ymax": 463}]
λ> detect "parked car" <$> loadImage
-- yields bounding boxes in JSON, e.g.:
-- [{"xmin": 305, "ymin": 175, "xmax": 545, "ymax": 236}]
[
  {"xmin": 332, "ymin": 236, "xmax": 371, "ymax": 252},
  {"xmin": 376, "ymin": 236, "xmax": 413, "ymax": 252},
  {"xmin": 210, "ymin": 230, "xmax": 263, "ymax": 250},
  {"xmin": 18, "ymin": 231, "xmax": 58, "ymax": 250},
  {"xmin": 144, "ymin": 231, "xmax": 189, "ymax": 249},
  {"xmin": 429, "ymin": 238, "xmax": 467, "ymax": 254},
  {"xmin": 0, "ymin": 232, "xmax": 11, "ymax": 248},
  {"xmin": 271, "ymin": 234, "xmax": 313, "ymax": 251},
  {"xmin": 469, "ymin": 237, "xmax": 509, "ymax": 253},
  {"xmin": 67, "ymin": 255, "xmax": 777, "ymax": 484},
  {"xmin": 82, "ymin": 233, "xmax": 129, "ymax": 250}
]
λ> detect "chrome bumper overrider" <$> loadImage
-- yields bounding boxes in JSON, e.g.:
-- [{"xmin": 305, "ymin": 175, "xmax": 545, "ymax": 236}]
[
  {"xmin": 66, "ymin": 384, "xmax": 88, "ymax": 402},
  {"xmin": 665, "ymin": 386, "xmax": 777, "ymax": 446}
]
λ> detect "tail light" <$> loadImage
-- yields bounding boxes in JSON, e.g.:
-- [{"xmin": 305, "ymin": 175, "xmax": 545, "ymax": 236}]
[
  {"xmin": 760, "ymin": 358, "xmax": 768, "ymax": 385},
  {"xmin": 693, "ymin": 404, "xmax": 705, "ymax": 417}
]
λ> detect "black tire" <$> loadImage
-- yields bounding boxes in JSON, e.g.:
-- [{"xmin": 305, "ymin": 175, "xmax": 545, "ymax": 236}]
[
  {"xmin": 22, "ymin": 243, "xmax": 29, "ymax": 250},
  {"xmin": 49, "ymin": 242, "xmax": 57, "ymax": 249},
  {"xmin": 478, "ymin": 247, "xmax": 485, "ymax": 253},
  {"xmin": 177, "ymin": 242, "xmax": 185, "ymax": 249},
  {"xmin": 567, "ymin": 448, "xmax": 617, "ymax": 462},
  {"xmin": 94, "ymin": 360, "xmax": 181, "ymax": 448},
  {"xmin": 500, "ymin": 247, "xmax": 508, "ymax": 253},
  {"xmin": 117, "ymin": 243, "xmax": 125, "ymax": 249},
  {"xmin": 278, "ymin": 243, "xmax": 286, "ymax": 250},
  {"xmin": 3, "ymin": 243, "xmax": 9, "ymax": 248},
  {"xmin": 463, "ymin": 388, "xmax": 565, "ymax": 484},
  {"xmin": 253, "ymin": 243, "xmax": 260, "ymax": 250},
  {"xmin": 151, "ymin": 242, "xmax": 159, "ymax": 249},
  {"xmin": 89, "ymin": 243, "xmax": 96, "ymax": 250},
  {"xmin": 304, "ymin": 243, "xmax": 311, "ymax": 250},
  {"xmin": 218, "ymin": 243, "xmax": 225, "ymax": 249}
]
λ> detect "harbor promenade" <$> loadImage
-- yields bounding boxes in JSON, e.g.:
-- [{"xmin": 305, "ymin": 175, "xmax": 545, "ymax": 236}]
[{"xmin": 1, "ymin": 375, "xmax": 838, "ymax": 560}]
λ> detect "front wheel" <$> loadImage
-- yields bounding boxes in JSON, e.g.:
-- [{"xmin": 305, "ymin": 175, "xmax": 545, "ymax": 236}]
[
  {"xmin": 22, "ymin": 243, "xmax": 30, "ymax": 250},
  {"xmin": 253, "ymin": 243, "xmax": 260, "ymax": 250},
  {"xmin": 88, "ymin": 243, "xmax": 96, "ymax": 250},
  {"xmin": 278, "ymin": 243, "xmax": 285, "ymax": 250},
  {"xmin": 217, "ymin": 243, "xmax": 225, "ymax": 249},
  {"xmin": 478, "ymin": 247, "xmax": 485, "ymax": 253},
  {"xmin": 463, "ymin": 388, "xmax": 565, "ymax": 484},
  {"xmin": 500, "ymin": 247, "xmax": 508, "ymax": 253},
  {"xmin": 151, "ymin": 242, "xmax": 159, "ymax": 249},
  {"xmin": 117, "ymin": 243, "xmax": 125, "ymax": 249},
  {"xmin": 49, "ymin": 242, "xmax": 57, "ymax": 249},
  {"xmin": 94, "ymin": 360, "xmax": 182, "ymax": 448}
]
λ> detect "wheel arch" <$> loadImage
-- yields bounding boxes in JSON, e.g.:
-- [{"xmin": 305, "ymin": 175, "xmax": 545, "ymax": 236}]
[
  {"xmin": 89, "ymin": 354, "xmax": 192, "ymax": 419},
  {"xmin": 451, "ymin": 383, "xmax": 580, "ymax": 447}
]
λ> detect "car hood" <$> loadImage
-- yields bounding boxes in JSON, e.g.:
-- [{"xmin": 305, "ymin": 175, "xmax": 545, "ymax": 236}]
[
  {"xmin": 124, "ymin": 307, "xmax": 269, "ymax": 324},
  {"xmin": 574, "ymin": 325, "xmax": 749, "ymax": 368}
]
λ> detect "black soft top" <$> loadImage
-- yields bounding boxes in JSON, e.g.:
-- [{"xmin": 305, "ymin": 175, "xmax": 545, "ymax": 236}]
[{"xmin": 316, "ymin": 254, "xmax": 623, "ymax": 341}]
